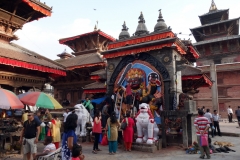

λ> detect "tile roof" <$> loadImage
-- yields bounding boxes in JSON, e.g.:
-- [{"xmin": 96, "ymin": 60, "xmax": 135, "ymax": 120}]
[
  {"xmin": 193, "ymin": 35, "xmax": 240, "ymax": 46},
  {"xmin": 190, "ymin": 18, "xmax": 240, "ymax": 30},
  {"xmin": 83, "ymin": 81, "xmax": 106, "ymax": 89},
  {"xmin": 181, "ymin": 65, "xmax": 202, "ymax": 76},
  {"xmin": 90, "ymin": 69, "xmax": 106, "ymax": 75},
  {"xmin": 56, "ymin": 53, "xmax": 103, "ymax": 68},
  {"xmin": 59, "ymin": 30, "xmax": 115, "ymax": 44},
  {"xmin": 0, "ymin": 41, "xmax": 64, "ymax": 70},
  {"xmin": 199, "ymin": 9, "xmax": 228, "ymax": 17}
]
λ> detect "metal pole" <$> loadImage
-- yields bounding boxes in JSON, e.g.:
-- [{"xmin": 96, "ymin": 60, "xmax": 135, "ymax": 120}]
[{"xmin": 210, "ymin": 63, "xmax": 219, "ymax": 112}]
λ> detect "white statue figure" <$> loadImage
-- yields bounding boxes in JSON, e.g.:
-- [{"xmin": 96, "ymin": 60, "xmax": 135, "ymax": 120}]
[
  {"xmin": 135, "ymin": 103, "xmax": 159, "ymax": 144},
  {"xmin": 74, "ymin": 104, "xmax": 93, "ymax": 136}
]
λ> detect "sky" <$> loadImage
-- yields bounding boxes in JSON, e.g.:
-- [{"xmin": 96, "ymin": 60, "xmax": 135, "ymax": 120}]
[{"xmin": 14, "ymin": 0, "xmax": 240, "ymax": 60}]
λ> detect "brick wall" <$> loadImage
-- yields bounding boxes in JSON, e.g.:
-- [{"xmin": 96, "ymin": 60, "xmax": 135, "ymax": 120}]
[{"xmin": 194, "ymin": 71, "xmax": 240, "ymax": 118}]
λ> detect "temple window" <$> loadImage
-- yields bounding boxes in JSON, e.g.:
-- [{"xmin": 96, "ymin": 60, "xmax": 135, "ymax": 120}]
[{"xmin": 211, "ymin": 43, "xmax": 220, "ymax": 53}]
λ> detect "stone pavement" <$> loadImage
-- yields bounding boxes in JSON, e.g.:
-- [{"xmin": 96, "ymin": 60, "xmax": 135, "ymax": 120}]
[
  {"xmin": 4, "ymin": 122, "xmax": 240, "ymax": 160},
  {"xmin": 5, "ymin": 135, "xmax": 240, "ymax": 160},
  {"xmin": 220, "ymin": 121, "xmax": 240, "ymax": 137}
]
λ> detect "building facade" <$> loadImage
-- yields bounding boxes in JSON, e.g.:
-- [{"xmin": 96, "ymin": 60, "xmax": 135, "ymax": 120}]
[
  {"xmin": 0, "ymin": 0, "xmax": 66, "ymax": 94},
  {"xmin": 192, "ymin": 1, "xmax": 240, "ymax": 118}
]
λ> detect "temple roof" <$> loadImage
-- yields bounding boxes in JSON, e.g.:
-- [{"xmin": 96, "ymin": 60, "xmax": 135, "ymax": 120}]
[
  {"xmin": 59, "ymin": 30, "xmax": 115, "ymax": 45},
  {"xmin": 0, "ymin": 41, "xmax": 66, "ymax": 76},
  {"xmin": 83, "ymin": 81, "xmax": 106, "ymax": 89},
  {"xmin": 199, "ymin": 9, "xmax": 229, "ymax": 25},
  {"xmin": 0, "ymin": 0, "xmax": 52, "ymax": 21},
  {"xmin": 193, "ymin": 35, "xmax": 240, "ymax": 46},
  {"xmin": 190, "ymin": 17, "xmax": 240, "ymax": 30},
  {"xmin": 181, "ymin": 65, "xmax": 202, "ymax": 76},
  {"xmin": 56, "ymin": 52, "xmax": 104, "ymax": 69},
  {"xmin": 90, "ymin": 69, "xmax": 106, "ymax": 76}
]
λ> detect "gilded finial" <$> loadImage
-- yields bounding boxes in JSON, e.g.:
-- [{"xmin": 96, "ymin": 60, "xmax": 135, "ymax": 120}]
[{"xmin": 209, "ymin": 0, "xmax": 218, "ymax": 12}]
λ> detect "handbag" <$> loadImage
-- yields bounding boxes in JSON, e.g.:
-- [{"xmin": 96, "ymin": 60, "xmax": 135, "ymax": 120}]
[
  {"xmin": 120, "ymin": 118, "xmax": 128, "ymax": 130},
  {"xmin": 200, "ymin": 135, "xmax": 208, "ymax": 147},
  {"xmin": 101, "ymin": 134, "xmax": 108, "ymax": 146}
]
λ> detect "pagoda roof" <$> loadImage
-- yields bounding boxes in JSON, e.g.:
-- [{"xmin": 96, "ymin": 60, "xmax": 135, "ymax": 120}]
[
  {"xmin": 191, "ymin": 17, "xmax": 240, "ymax": 30},
  {"xmin": 0, "ymin": 41, "xmax": 66, "ymax": 76},
  {"xmin": 199, "ymin": 9, "xmax": 228, "ymax": 17},
  {"xmin": 56, "ymin": 52, "xmax": 105, "ymax": 70},
  {"xmin": 59, "ymin": 30, "xmax": 115, "ymax": 45},
  {"xmin": 0, "ymin": 0, "xmax": 52, "ymax": 22},
  {"xmin": 198, "ymin": 9, "xmax": 229, "ymax": 25},
  {"xmin": 193, "ymin": 35, "xmax": 240, "ymax": 46}
]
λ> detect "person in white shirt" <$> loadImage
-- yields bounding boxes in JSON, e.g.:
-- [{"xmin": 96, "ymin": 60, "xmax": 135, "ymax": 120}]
[
  {"xmin": 204, "ymin": 109, "xmax": 214, "ymax": 138},
  {"xmin": 213, "ymin": 110, "xmax": 222, "ymax": 136},
  {"xmin": 34, "ymin": 136, "xmax": 56, "ymax": 160},
  {"xmin": 227, "ymin": 106, "xmax": 233, "ymax": 122},
  {"xmin": 63, "ymin": 108, "xmax": 70, "ymax": 123}
]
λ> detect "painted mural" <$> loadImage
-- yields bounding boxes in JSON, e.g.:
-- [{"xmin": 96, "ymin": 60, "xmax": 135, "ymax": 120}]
[{"xmin": 114, "ymin": 60, "xmax": 163, "ymax": 123}]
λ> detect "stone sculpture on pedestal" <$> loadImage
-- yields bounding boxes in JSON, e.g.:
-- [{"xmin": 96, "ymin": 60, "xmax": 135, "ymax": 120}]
[{"xmin": 135, "ymin": 103, "xmax": 159, "ymax": 144}]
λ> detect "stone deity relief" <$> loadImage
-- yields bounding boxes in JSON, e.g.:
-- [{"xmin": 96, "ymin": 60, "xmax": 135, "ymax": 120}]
[{"xmin": 114, "ymin": 61, "xmax": 163, "ymax": 122}]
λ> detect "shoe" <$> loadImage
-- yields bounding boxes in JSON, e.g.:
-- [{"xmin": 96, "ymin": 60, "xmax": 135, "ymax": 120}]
[
  {"xmin": 92, "ymin": 150, "xmax": 97, "ymax": 154},
  {"xmin": 199, "ymin": 155, "xmax": 205, "ymax": 159},
  {"xmin": 113, "ymin": 152, "xmax": 116, "ymax": 154},
  {"xmin": 96, "ymin": 149, "xmax": 101, "ymax": 151},
  {"xmin": 109, "ymin": 152, "xmax": 113, "ymax": 155},
  {"xmin": 206, "ymin": 156, "xmax": 211, "ymax": 159}
]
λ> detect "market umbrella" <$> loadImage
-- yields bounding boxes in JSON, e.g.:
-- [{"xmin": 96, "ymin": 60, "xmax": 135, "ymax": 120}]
[
  {"xmin": 18, "ymin": 92, "xmax": 62, "ymax": 109},
  {"xmin": 0, "ymin": 88, "xmax": 24, "ymax": 109}
]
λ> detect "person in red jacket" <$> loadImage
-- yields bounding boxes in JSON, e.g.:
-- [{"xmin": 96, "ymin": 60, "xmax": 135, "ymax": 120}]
[{"xmin": 122, "ymin": 111, "xmax": 135, "ymax": 151}]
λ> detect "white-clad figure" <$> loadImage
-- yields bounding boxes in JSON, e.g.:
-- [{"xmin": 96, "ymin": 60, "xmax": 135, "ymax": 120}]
[
  {"xmin": 135, "ymin": 103, "xmax": 159, "ymax": 144},
  {"xmin": 74, "ymin": 104, "xmax": 93, "ymax": 136}
]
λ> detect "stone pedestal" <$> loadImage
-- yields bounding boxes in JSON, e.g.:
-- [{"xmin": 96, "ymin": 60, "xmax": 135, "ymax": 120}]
[{"xmin": 131, "ymin": 142, "xmax": 158, "ymax": 153}]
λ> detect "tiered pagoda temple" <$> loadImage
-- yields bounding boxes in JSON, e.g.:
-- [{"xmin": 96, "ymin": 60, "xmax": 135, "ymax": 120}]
[
  {"xmin": 0, "ymin": 0, "xmax": 66, "ymax": 94},
  {"xmin": 53, "ymin": 29, "xmax": 115, "ymax": 105},
  {"xmin": 191, "ymin": 0, "xmax": 240, "ymax": 117}
]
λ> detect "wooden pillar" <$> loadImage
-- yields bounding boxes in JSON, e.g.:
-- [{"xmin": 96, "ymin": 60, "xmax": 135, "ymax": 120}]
[
  {"xmin": 161, "ymin": 116, "xmax": 166, "ymax": 148},
  {"xmin": 210, "ymin": 63, "xmax": 219, "ymax": 112},
  {"xmin": 182, "ymin": 116, "xmax": 188, "ymax": 148}
]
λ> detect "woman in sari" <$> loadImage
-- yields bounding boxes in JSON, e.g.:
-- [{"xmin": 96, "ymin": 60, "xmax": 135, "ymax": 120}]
[
  {"xmin": 51, "ymin": 114, "xmax": 61, "ymax": 149},
  {"xmin": 106, "ymin": 112, "xmax": 120, "ymax": 155}
]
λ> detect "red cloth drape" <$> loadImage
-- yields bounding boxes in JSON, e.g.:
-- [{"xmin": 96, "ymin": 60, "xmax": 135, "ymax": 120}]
[
  {"xmin": 108, "ymin": 31, "xmax": 175, "ymax": 49},
  {"xmin": 0, "ymin": 57, "xmax": 66, "ymax": 76},
  {"xmin": 67, "ymin": 62, "xmax": 106, "ymax": 70},
  {"xmin": 83, "ymin": 89, "xmax": 106, "ymax": 94},
  {"xmin": 22, "ymin": 0, "xmax": 51, "ymax": 16},
  {"xmin": 90, "ymin": 75, "xmax": 100, "ymax": 80}
]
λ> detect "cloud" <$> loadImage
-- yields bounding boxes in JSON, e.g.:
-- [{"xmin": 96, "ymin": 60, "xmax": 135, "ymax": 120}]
[{"xmin": 14, "ymin": 18, "xmax": 94, "ymax": 60}]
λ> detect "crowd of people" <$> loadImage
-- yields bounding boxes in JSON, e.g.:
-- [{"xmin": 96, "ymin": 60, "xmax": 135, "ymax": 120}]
[{"xmin": 19, "ymin": 96, "xmax": 135, "ymax": 160}]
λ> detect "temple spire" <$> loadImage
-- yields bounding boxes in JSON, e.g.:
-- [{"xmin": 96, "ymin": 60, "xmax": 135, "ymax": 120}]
[
  {"xmin": 135, "ymin": 12, "xmax": 148, "ymax": 36},
  {"xmin": 157, "ymin": 9, "xmax": 165, "ymax": 22},
  {"xmin": 119, "ymin": 21, "xmax": 130, "ymax": 40},
  {"xmin": 209, "ymin": 0, "xmax": 218, "ymax": 12},
  {"xmin": 94, "ymin": 24, "xmax": 97, "ymax": 31}
]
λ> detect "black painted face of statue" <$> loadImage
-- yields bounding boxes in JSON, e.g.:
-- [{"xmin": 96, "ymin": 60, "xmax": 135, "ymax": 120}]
[{"xmin": 127, "ymin": 77, "xmax": 142, "ymax": 90}]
